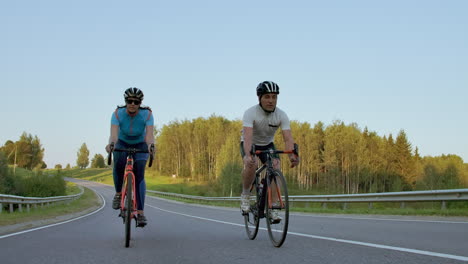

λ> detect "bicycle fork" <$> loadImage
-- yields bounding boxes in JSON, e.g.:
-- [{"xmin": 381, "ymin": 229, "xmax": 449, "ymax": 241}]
[{"xmin": 267, "ymin": 175, "xmax": 284, "ymax": 210}]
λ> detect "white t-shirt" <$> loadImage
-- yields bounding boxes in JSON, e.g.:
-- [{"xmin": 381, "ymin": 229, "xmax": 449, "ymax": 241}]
[{"xmin": 241, "ymin": 105, "xmax": 291, "ymax": 146}]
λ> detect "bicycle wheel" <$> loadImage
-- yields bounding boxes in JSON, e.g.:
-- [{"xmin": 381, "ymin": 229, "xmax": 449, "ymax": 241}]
[
  {"xmin": 244, "ymin": 177, "xmax": 260, "ymax": 240},
  {"xmin": 124, "ymin": 173, "xmax": 133, "ymax": 248},
  {"xmin": 265, "ymin": 169, "xmax": 289, "ymax": 247}
]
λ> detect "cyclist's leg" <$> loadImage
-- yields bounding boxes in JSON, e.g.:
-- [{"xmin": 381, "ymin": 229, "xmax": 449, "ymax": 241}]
[
  {"xmin": 113, "ymin": 141, "xmax": 127, "ymax": 193},
  {"xmin": 134, "ymin": 159, "xmax": 147, "ymax": 212},
  {"xmin": 134, "ymin": 143, "xmax": 149, "ymax": 226},
  {"xmin": 112, "ymin": 141, "xmax": 127, "ymax": 209},
  {"xmin": 240, "ymin": 142, "xmax": 256, "ymax": 193},
  {"xmin": 240, "ymin": 142, "xmax": 256, "ymax": 212},
  {"xmin": 134, "ymin": 142, "xmax": 149, "ymax": 213},
  {"xmin": 268, "ymin": 142, "xmax": 281, "ymax": 204}
]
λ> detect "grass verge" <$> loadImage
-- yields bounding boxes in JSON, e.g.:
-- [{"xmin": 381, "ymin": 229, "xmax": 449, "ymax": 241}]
[{"xmin": 0, "ymin": 184, "xmax": 101, "ymax": 227}]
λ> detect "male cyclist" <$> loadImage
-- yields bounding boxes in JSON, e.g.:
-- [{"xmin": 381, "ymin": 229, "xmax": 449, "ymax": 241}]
[
  {"xmin": 240, "ymin": 81, "xmax": 299, "ymax": 220},
  {"xmin": 105, "ymin": 87, "xmax": 154, "ymax": 227}
]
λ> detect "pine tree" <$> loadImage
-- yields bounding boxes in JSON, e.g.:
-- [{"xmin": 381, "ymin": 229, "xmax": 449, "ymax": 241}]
[{"xmin": 395, "ymin": 130, "xmax": 416, "ymax": 188}]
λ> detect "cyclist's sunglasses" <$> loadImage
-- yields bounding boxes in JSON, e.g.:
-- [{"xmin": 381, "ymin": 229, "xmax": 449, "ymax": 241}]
[{"xmin": 126, "ymin": 99, "xmax": 141, "ymax": 105}]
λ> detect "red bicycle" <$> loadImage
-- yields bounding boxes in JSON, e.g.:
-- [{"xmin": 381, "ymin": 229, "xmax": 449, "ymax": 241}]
[{"xmin": 107, "ymin": 143, "xmax": 154, "ymax": 248}]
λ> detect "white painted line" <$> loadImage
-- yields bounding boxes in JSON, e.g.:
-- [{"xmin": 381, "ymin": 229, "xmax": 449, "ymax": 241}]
[
  {"xmin": 148, "ymin": 205, "xmax": 468, "ymax": 262},
  {"xmin": 0, "ymin": 191, "xmax": 106, "ymax": 239},
  {"xmin": 298, "ymin": 214, "xmax": 468, "ymax": 224}
]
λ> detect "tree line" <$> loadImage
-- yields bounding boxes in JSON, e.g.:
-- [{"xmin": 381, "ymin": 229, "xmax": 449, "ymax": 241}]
[
  {"xmin": 2, "ymin": 119, "xmax": 467, "ymax": 196},
  {"xmin": 151, "ymin": 115, "xmax": 468, "ymax": 194},
  {"xmin": 0, "ymin": 133, "xmax": 106, "ymax": 171}
]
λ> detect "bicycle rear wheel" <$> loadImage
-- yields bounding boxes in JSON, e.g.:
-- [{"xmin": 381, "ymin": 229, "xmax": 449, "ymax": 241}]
[
  {"xmin": 124, "ymin": 173, "xmax": 133, "ymax": 248},
  {"xmin": 266, "ymin": 169, "xmax": 289, "ymax": 247},
  {"xmin": 243, "ymin": 177, "xmax": 260, "ymax": 240}
]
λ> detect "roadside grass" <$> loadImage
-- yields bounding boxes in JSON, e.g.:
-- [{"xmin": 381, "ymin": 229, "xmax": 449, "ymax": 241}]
[
  {"xmin": 0, "ymin": 182, "xmax": 101, "ymax": 227},
  {"xmin": 61, "ymin": 168, "xmax": 220, "ymax": 196},
  {"xmin": 62, "ymin": 168, "xmax": 468, "ymax": 217},
  {"xmin": 145, "ymin": 193, "xmax": 468, "ymax": 217}
]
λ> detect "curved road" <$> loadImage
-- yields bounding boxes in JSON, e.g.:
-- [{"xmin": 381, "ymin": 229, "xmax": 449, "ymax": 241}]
[{"xmin": 1, "ymin": 179, "xmax": 467, "ymax": 264}]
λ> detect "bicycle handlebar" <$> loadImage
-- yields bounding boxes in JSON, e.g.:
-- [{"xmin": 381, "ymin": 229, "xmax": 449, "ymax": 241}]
[
  {"xmin": 113, "ymin": 148, "xmax": 149, "ymax": 153},
  {"xmin": 251, "ymin": 143, "xmax": 299, "ymax": 156},
  {"xmin": 107, "ymin": 143, "xmax": 154, "ymax": 167}
]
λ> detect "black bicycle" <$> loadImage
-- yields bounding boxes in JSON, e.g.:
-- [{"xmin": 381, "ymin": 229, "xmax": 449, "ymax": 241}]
[
  {"xmin": 243, "ymin": 144, "xmax": 298, "ymax": 247},
  {"xmin": 107, "ymin": 143, "xmax": 154, "ymax": 247}
]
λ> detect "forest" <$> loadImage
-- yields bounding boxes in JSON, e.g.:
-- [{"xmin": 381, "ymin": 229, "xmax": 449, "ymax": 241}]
[{"xmin": 152, "ymin": 115, "xmax": 468, "ymax": 195}]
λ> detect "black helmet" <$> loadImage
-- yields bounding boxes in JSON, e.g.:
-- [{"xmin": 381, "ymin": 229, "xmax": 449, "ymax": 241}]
[
  {"xmin": 124, "ymin": 87, "xmax": 144, "ymax": 100},
  {"xmin": 256, "ymin": 81, "xmax": 280, "ymax": 97}
]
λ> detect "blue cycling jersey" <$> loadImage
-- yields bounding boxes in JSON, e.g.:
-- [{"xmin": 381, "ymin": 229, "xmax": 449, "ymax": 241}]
[{"xmin": 111, "ymin": 107, "xmax": 154, "ymax": 145}]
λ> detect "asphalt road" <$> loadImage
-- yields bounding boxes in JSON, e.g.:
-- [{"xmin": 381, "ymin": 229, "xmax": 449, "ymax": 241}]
[{"xmin": 1, "ymin": 180, "xmax": 467, "ymax": 264}]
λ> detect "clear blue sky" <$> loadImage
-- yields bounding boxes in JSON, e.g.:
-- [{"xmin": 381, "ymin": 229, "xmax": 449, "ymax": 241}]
[{"xmin": 1, "ymin": 0, "xmax": 467, "ymax": 167}]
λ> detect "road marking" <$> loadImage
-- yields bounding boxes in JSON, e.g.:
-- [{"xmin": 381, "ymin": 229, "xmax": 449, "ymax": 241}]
[
  {"xmin": 148, "ymin": 204, "xmax": 468, "ymax": 262},
  {"xmin": 297, "ymin": 214, "xmax": 468, "ymax": 224},
  {"xmin": 0, "ymin": 191, "xmax": 106, "ymax": 239}
]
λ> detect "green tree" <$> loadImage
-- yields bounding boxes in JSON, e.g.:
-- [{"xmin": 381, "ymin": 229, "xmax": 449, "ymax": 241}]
[
  {"xmin": 91, "ymin": 154, "xmax": 106, "ymax": 168},
  {"xmin": 395, "ymin": 130, "xmax": 416, "ymax": 187},
  {"xmin": 76, "ymin": 143, "xmax": 90, "ymax": 169},
  {"xmin": 217, "ymin": 162, "xmax": 243, "ymax": 196},
  {"xmin": 1, "ymin": 133, "xmax": 45, "ymax": 170},
  {"xmin": 55, "ymin": 164, "xmax": 62, "ymax": 169},
  {"xmin": 0, "ymin": 151, "xmax": 15, "ymax": 194},
  {"xmin": 415, "ymin": 155, "xmax": 464, "ymax": 190}
]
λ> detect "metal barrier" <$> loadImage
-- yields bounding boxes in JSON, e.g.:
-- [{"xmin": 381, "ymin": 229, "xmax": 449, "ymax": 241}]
[
  {"xmin": 0, "ymin": 186, "xmax": 84, "ymax": 213},
  {"xmin": 147, "ymin": 188, "xmax": 468, "ymax": 210}
]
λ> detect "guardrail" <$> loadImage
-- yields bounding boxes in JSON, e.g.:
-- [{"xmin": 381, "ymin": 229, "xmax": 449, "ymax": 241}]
[
  {"xmin": 0, "ymin": 186, "xmax": 84, "ymax": 213},
  {"xmin": 148, "ymin": 188, "xmax": 468, "ymax": 210}
]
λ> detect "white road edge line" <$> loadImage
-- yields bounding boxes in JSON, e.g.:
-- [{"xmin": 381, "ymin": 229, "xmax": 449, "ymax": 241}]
[
  {"xmin": 148, "ymin": 204, "xmax": 468, "ymax": 262},
  {"xmin": 0, "ymin": 191, "xmax": 106, "ymax": 239},
  {"xmin": 298, "ymin": 214, "xmax": 468, "ymax": 224}
]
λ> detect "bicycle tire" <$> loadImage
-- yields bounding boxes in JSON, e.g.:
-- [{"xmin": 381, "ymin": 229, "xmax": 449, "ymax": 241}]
[
  {"xmin": 124, "ymin": 173, "xmax": 133, "ymax": 248},
  {"xmin": 244, "ymin": 177, "xmax": 260, "ymax": 240},
  {"xmin": 265, "ymin": 169, "xmax": 289, "ymax": 247}
]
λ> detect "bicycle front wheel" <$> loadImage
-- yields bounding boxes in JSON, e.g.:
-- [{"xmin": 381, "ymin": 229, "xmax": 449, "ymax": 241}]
[
  {"xmin": 124, "ymin": 173, "xmax": 133, "ymax": 248},
  {"xmin": 244, "ymin": 178, "xmax": 260, "ymax": 240},
  {"xmin": 265, "ymin": 169, "xmax": 289, "ymax": 247}
]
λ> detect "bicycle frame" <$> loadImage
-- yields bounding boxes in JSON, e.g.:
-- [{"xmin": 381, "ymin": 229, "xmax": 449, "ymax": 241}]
[
  {"xmin": 254, "ymin": 150, "xmax": 285, "ymax": 215},
  {"xmin": 121, "ymin": 154, "xmax": 138, "ymax": 222}
]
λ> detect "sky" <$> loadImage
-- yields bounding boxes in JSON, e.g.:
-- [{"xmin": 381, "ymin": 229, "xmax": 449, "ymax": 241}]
[{"xmin": 1, "ymin": 0, "xmax": 467, "ymax": 167}]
